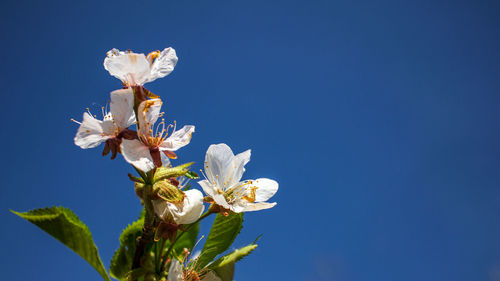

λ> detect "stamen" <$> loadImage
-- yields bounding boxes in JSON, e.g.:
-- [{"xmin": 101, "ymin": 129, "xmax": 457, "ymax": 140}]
[
  {"xmin": 70, "ymin": 118, "xmax": 81, "ymax": 125},
  {"xmin": 105, "ymin": 100, "xmax": 110, "ymax": 116},
  {"xmin": 154, "ymin": 119, "xmax": 163, "ymax": 138},
  {"xmin": 178, "ymin": 177, "xmax": 191, "ymax": 190},
  {"xmin": 172, "ymin": 120, "xmax": 177, "ymax": 133},
  {"xmin": 194, "ymin": 235, "xmax": 205, "ymax": 248},
  {"xmin": 199, "ymin": 169, "xmax": 209, "ymax": 181},
  {"xmin": 164, "ymin": 123, "xmax": 173, "ymax": 139},
  {"xmin": 146, "ymin": 50, "xmax": 160, "ymax": 65},
  {"xmin": 224, "ymin": 181, "xmax": 253, "ymax": 203},
  {"xmin": 188, "ymin": 235, "xmax": 205, "ymax": 268}
]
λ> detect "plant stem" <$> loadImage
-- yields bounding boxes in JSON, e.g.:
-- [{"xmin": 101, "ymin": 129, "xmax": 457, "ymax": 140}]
[
  {"xmin": 156, "ymin": 238, "xmax": 166, "ymax": 273},
  {"xmin": 154, "ymin": 239, "xmax": 158, "ymax": 272},
  {"xmin": 131, "ymin": 182, "xmax": 155, "ymax": 273}
]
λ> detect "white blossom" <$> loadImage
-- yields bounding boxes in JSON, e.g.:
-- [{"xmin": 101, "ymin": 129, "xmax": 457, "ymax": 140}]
[
  {"xmin": 73, "ymin": 88, "xmax": 135, "ymax": 149},
  {"xmin": 168, "ymin": 259, "xmax": 221, "ymax": 281},
  {"xmin": 104, "ymin": 48, "xmax": 178, "ymax": 86},
  {"xmin": 121, "ymin": 98, "xmax": 195, "ymax": 172},
  {"xmin": 153, "ymin": 189, "xmax": 205, "ymax": 225},
  {"xmin": 198, "ymin": 143, "xmax": 278, "ymax": 213}
]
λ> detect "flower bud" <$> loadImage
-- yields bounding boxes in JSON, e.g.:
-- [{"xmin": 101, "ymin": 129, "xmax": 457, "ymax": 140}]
[
  {"xmin": 135, "ymin": 182, "xmax": 145, "ymax": 199},
  {"xmin": 153, "ymin": 180, "xmax": 184, "ymax": 204}
]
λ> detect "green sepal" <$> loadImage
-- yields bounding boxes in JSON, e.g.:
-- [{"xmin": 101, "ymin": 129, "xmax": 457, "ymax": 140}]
[
  {"xmin": 184, "ymin": 170, "xmax": 200, "ymax": 180},
  {"xmin": 154, "ymin": 180, "xmax": 185, "ymax": 203},
  {"xmin": 195, "ymin": 212, "xmax": 244, "ymax": 269},
  {"xmin": 11, "ymin": 207, "xmax": 111, "ymax": 281},
  {"xmin": 109, "ymin": 212, "xmax": 145, "ymax": 280},
  {"xmin": 153, "ymin": 163, "xmax": 194, "ymax": 183},
  {"xmin": 128, "ymin": 173, "xmax": 145, "ymax": 183}
]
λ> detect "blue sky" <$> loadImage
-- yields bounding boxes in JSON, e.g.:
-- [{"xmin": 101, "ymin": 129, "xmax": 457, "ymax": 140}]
[{"xmin": 1, "ymin": 0, "xmax": 500, "ymax": 280}]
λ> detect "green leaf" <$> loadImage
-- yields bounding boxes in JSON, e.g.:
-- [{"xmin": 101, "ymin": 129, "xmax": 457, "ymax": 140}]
[
  {"xmin": 124, "ymin": 268, "xmax": 147, "ymax": 281},
  {"xmin": 208, "ymin": 244, "xmax": 258, "ymax": 269},
  {"xmin": 109, "ymin": 212, "xmax": 145, "ymax": 280},
  {"xmin": 208, "ymin": 244, "xmax": 258, "ymax": 281},
  {"xmin": 11, "ymin": 207, "xmax": 110, "ymax": 281},
  {"xmin": 196, "ymin": 212, "xmax": 244, "ymax": 269},
  {"xmin": 173, "ymin": 222, "xmax": 200, "ymax": 259},
  {"xmin": 211, "ymin": 262, "xmax": 234, "ymax": 281}
]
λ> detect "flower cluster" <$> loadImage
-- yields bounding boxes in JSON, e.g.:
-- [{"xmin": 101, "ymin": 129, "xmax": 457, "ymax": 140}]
[
  {"xmin": 70, "ymin": 48, "xmax": 279, "ymax": 281},
  {"xmin": 74, "ymin": 48, "xmax": 193, "ymax": 171}
]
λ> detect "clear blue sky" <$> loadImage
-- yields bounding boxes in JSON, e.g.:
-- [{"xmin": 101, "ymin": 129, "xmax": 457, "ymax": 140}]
[{"xmin": 1, "ymin": 0, "xmax": 499, "ymax": 280}]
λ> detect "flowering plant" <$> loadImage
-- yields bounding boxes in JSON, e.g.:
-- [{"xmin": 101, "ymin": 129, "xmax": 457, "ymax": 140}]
[{"xmin": 12, "ymin": 47, "xmax": 278, "ymax": 281}]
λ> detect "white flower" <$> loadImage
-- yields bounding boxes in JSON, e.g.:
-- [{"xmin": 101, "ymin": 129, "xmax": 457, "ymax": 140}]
[
  {"xmin": 104, "ymin": 48, "xmax": 178, "ymax": 86},
  {"xmin": 73, "ymin": 88, "xmax": 136, "ymax": 155},
  {"xmin": 168, "ymin": 259, "xmax": 221, "ymax": 281},
  {"xmin": 168, "ymin": 259, "xmax": 184, "ymax": 281},
  {"xmin": 153, "ymin": 189, "xmax": 205, "ymax": 225},
  {"xmin": 121, "ymin": 98, "xmax": 195, "ymax": 172},
  {"xmin": 198, "ymin": 143, "xmax": 278, "ymax": 213}
]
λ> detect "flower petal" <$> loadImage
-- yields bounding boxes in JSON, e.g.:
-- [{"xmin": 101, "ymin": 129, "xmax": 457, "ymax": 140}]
[
  {"xmin": 101, "ymin": 117, "xmax": 117, "ymax": 136},
  {"xmin": 137, "ymin": 99, "xmax": 162, "ymax": 136},
  {"xmin": 121, "ymin": 139, "xmax": 155, "ymax": 172},
  {"xmin": 145, "ymin": 47, "xmax": 178, "ymax": 84},
  {"xmin": 241, "ymin": 202, "xmax": 277, "ymax": 212},
  {"xmin": 74, "ymin": 112, "xmax": 110, "ymax": 149},
  {"xmin": 198, "ymin": 180, "xmax": 231, "ymax": 209},
  {"xmin": 104, "ymin": 49, "xmax": 151, "ymax": 85},
  {"xmin": 152, "ymin": 199, "xmax": 170, "ymax": 220},
  {"xmin": 252, "ymin": 178, "xmax": 279, "ymax": 202},
  {"xmin": 153, "ymin": 190, "xmax": 205, "ymax": 225},
  {"xmin": 167, "ymin": 259, "xmax": 183, "ymax": 281},
  {"xmin": 204, "ymin": 143, "xmax": 235, "ymax": 189},
  {"xmin": 160, "ymin": 150, "xmax": 171, "ymax": 167},
  {"xmin": 198, "ymin": 179, "xmax": 217, "ymax": 198},
  {"xmin": 228, "ymin": 199, "xmax": 248, "ymax": 213},
  {"xmin": 170, "ymin": 189, "xmax": 205, "ymax": 225},
  {"xmin": 223, "ymin": 149, "xmax": 250, "ymax": 188},
  {"xmin": 110, "ymin": 88, "xmax": 135, "ymax": 129},
  {"xmin": 159, "ymin": 125, "xmax": 195, "ymax": 151}
]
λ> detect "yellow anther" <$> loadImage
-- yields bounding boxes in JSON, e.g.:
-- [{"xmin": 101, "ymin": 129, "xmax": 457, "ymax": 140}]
[{"xmin": 146, "ymin": 50, "xmax": 160, "ymax": 64}]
